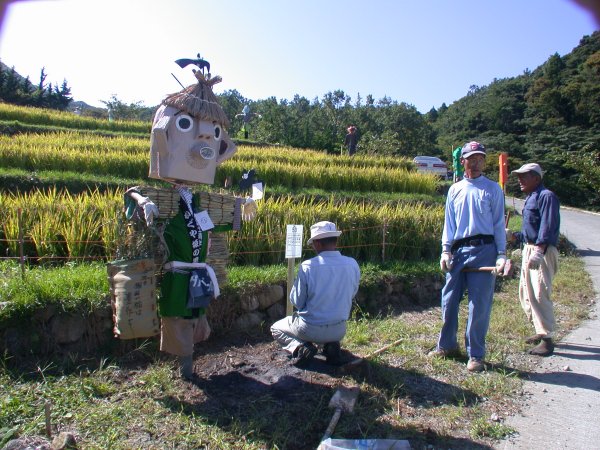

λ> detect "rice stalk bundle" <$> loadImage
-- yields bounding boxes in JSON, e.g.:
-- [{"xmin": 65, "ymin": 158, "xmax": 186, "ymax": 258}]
[{"xmin": 205, "ymin": 232, "xmax": 229, "ymax": 285}]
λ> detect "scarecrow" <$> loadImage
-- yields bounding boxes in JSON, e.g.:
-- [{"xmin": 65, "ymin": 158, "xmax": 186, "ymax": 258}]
[
  {"xmin": 112, "ymin": 58, "xmax": 257, "ymax": 379},
  {"xmin": 235, "ymin": 104, "xmax": 261, "ymax": 139}
]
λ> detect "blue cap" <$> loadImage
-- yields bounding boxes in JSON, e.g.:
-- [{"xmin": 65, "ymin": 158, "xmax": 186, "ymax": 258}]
[{"xmin": 461, "ymin": 141, "xmax": 486, "ymax": 158}]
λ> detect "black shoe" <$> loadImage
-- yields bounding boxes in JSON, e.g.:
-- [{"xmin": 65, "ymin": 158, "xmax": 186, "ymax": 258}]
[
  {"xmin": 529, "ymin": 338, "xmax": 554, "ymax": 356},
  {"xmin": 323, "ymin": 342, "xmax": 343, "ymax": 366},
  {"xmin": 292, "ymin": 343, "xmax": 317, "ymax": 366},
  {"xmin": 524, "ymin": 333, "xmax": 545, "ymax": 345}
]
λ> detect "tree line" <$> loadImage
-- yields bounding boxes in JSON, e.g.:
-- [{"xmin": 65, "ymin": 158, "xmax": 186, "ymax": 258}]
[
  {"xmin": 218, "ymin": 32, "xmax": 599, "ymax": 209},
  {"xmin": 0, "ymin": 62, "xmax": 72, "ymax": 110}
]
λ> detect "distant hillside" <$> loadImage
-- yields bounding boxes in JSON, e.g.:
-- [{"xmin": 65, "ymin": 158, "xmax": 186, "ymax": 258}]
[
  {"xmin": 0, "ymin": 61, "xmax": 26, "ymax": 83},
  {"xmin": 430, "ymin": 31, "xmax": 600, "ymax": 210}
]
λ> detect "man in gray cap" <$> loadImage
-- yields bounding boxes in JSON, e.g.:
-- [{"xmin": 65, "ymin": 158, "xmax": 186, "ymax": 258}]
[
  {"xmin": 507, "ymin": 163, "xmax": 560, "ymax": 356},
  {"xmin": 429, "ymin": 141, "xmax": 507, "ymax": 372},
  {"xmin": 270, "ymin": 221, "xmax": 360, "ymax": 366}
]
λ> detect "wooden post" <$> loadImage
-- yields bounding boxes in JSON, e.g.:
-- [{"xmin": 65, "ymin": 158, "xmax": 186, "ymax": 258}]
[
  {"xmin": 45, "ymin": 401, "xmax": 52, "ymax": 437},
  {"xmin": 18, "ymin": 208, "xmax": 25, "ymax": 280},
  {"xmin": 381, "ymin": 220, "xmax": 387, "ymax": 262},
  {"xmin": 286, "ymin": 257, "xmax": 295, "ymax": 316}
]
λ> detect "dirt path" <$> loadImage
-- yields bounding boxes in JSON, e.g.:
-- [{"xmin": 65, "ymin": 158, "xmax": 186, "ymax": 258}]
[{"xmin": 500, "ymin": 199, "xmax": 600, "ymax": 449}]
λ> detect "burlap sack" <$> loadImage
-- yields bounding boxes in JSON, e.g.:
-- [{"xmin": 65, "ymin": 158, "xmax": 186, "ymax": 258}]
[{"xmin": 107, "ymin": 259, "xmax": 160, "ymax": 339}]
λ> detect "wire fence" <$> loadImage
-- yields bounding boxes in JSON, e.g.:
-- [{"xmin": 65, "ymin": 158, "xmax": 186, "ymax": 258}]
[{"xmin": 0, "ymin": 219, "xmax": 441, "ymax": 274}]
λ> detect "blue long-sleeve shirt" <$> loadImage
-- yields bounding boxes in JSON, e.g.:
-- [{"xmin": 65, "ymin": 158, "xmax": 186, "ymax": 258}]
[
  {"xmin": 516, "ymin": 184, "xmax": 560, "ymax": 247},
  {"xmin": 442, "ymin": 175, "xmax": 506, "ymax": 254},
  {"xmin": 290, "ymin": 250, "xmax": 360, "ymax": 325}
]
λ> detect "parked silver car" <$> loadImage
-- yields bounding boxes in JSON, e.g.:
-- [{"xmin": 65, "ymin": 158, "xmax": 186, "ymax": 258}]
[{"xmin": 413, "ymin": 156, "xmax": 449, "ymax": 180}]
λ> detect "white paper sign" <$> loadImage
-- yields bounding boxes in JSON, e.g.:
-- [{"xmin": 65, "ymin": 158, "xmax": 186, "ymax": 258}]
[
  {"xmin": 195, "ymin": 211, "xmax": 215, "ymax": 231},
  {"xmin": 285, "ymin": 224, "xmax": 303, "ymax": 259},
  {"xmin": 252, "ymin": 182, "xmax": 264, "ymax": 200}
]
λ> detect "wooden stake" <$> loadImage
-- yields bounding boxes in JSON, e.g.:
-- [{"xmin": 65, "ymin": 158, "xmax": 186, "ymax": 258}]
[
  {"xmin": 18, "ymin": 208, "xmax": 25, "ymax": 280},
  {"xmin": 45, "ymin": 401, "xmax": 52, "ymax": 437},
  {"xmin": 286, "ymin": 258, "xmax": 295, "ymax": 316}
]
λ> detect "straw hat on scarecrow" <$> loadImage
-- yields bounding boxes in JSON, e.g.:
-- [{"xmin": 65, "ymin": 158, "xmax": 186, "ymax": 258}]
[{"xmin": 162, "ymin": 71, "xmax": 230, "ymax": 128}]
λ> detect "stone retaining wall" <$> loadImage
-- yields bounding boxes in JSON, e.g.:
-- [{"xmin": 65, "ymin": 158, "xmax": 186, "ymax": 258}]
[{"xmin": 0, "ymin": 274, "xmax": 443, "ymax": 361}]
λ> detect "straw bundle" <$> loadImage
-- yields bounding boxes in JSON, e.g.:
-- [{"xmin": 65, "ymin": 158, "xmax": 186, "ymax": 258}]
[
  {"xmin": 162, "ymin": 71, "xmax": 230, "ymax": 128},
  {"xmin": 206, "ymin": 232, "xmax": 229, "ymax": 286},
  {"xmin": 198, "ymin": 191, "xmax": 238, "ymax": 225},
  {"xmin": 137, "ymin": 187, "xmax": 239, "ymax": 226},
  {"xmin": 138, "ymin": 186, "xmax": 181, "ymax": 219}
]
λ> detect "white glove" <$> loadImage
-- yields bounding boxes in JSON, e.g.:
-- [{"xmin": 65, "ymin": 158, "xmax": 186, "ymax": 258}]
[
  {"xmin": 139, "ymin": 197, "xmax": 159, "ymax": 227},
  {"xmin": 528, "ymin": 249, "xmax": 545, "ymax": 270},
  {"xmin": 440, "ymin": 252, "xmax": 453, "ymax": 272},
  {"xmin": 242, "ymin": 197, "xmax": 257, "ymax": 221},
  {"xmin": 493, "ymin": 255, "xmax": 506, "ymax": 276}
]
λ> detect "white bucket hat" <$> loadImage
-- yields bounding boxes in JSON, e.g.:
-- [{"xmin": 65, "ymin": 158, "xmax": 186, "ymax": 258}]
[{"xmin": 307, "ymin": 221, "xmax": 342, "ymax": 245}]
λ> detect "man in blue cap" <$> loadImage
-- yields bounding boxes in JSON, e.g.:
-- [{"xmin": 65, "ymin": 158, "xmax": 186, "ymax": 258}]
[{"xmin": 429, "ymin": 141, "xmax": 507, "ymax": 372}]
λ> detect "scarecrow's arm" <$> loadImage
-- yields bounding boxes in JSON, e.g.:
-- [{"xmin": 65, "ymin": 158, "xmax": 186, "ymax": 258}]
[{"xmin": 125, "ymin": 188, "xmax": 160, "ymax": 227}]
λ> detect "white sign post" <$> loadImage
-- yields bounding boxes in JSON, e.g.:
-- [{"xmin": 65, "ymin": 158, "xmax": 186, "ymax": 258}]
[{"xmin": 285, "ymin": 224, "xmax": 303, "ymax": 316}]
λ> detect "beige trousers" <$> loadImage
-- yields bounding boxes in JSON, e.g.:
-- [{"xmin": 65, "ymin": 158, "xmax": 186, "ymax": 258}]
[
  {"xmin": 160, "ymin": 316, "xmax": 211, "ymax": 357},
  {"xmin": 519, "ymin": 244, "xmax": 559, "ymax": 337}
]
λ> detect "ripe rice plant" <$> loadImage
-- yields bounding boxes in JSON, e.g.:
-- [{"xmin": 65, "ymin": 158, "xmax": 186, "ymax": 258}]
[
  {"xmin": 234, "ymin": 145, "xmax": 415, "ymax": 171},
  {"xmin": 0, "ymin": 189, "xmax": 123, "ymax": 261},
  {"xmin": 218, "ymin": 159, "xmax": 436, "ymax": 193},
  {"xmin": 229, "ymin": 195, "xmax": 444, "ymax": 265},
  {"xmin": 1, "ymin": 133, "xmax": 437, "ymax": 194},
  {"xmin": 0, "ymin": 103, "xmax": 150, "ymax": 134},
  {"xmin": 0, "ymin": 132, "xmax": 149, "ymax": 179},
  {"xmin": 1, "ymin": 190, "xmax": 443, "ymax": 265}
]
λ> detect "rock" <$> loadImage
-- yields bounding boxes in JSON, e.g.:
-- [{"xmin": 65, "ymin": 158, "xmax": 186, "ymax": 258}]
[
  {"xmin": 432, "ymin": 279, "xmax": 444, "ymax": 290},
  {"xmin": 33, "ymin": 305, "xmax": 57, "ymax": 322},
  {"xmin": 50, "ymin": 314, "xmax": 86, "ymax": 344},
  {"xmin": 233, "ymin": 312, "xmax": 264, "ymax": 330},
  {"xmin": 266, "ymin": 303, "xmax": 285, "ymax": 320},
  {"xmin": 390, "ymin": 282, "xmax": 404, "ymax": 293},
  {"xmin": 563, "ymin": 365, "xmax": 571, "ymax": 371},
  {"xmin": 490, "ymin": 413, "xmax": 500, "ymax": 422},
  {"xmin": 239, "ymin": 295, "xmax": 259, "ymax": 312},
  {"xmin": 2, "ymin": 437, "xmax": 51, "ymax": 450},
  {"xmin": 94, "ymin": 304, "xmax": 113, "ymax": 319},
  {"xmin": 51, "ymin": 431, "xmax": 77, "ymax": 449},
  {"xmin": 384, "ymin": 282, "xmax": 394, "ymax": 295},
  {"xmin": 3, "ymin": 327, "xmax": 25, "ymax": 355},
  {"xmin": 257, "ymin": 285, "xmax": 284, "ymax": 309}
]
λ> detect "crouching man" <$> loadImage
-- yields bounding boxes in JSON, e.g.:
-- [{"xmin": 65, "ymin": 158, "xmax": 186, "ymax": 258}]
[{"xmin": 271, "ymin": 221, "xmax": 361, "ymax": 366}]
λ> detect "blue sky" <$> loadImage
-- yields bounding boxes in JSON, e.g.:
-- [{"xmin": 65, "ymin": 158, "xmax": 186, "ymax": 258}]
[{"xmin": 0, "ymin": 0, "xmax": 597, "ymax": 113}]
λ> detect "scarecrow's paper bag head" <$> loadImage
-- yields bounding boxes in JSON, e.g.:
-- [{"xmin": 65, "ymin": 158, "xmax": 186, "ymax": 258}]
[{"xmin": 149, "ymin": 71, "xmax": 236, "ymax": 185}]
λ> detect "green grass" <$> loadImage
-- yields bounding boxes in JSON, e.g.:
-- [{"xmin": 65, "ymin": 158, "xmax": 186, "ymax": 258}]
[
  {"xmin": 0, "ymin": 262, "xmax": 109, "ymax": 325},
  {"xmin": 0, "ymin": 261, "xmax": 439, "ymax": 325},
  {"xmin": 0, "ymin": 254, "xmax": 595, "ymax": 448}
]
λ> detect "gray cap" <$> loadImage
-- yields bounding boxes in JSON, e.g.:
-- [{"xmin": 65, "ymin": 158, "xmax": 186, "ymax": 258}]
[{"xmin": 511, "ymin": 163, "xmax": 543, "ymax": 178}]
